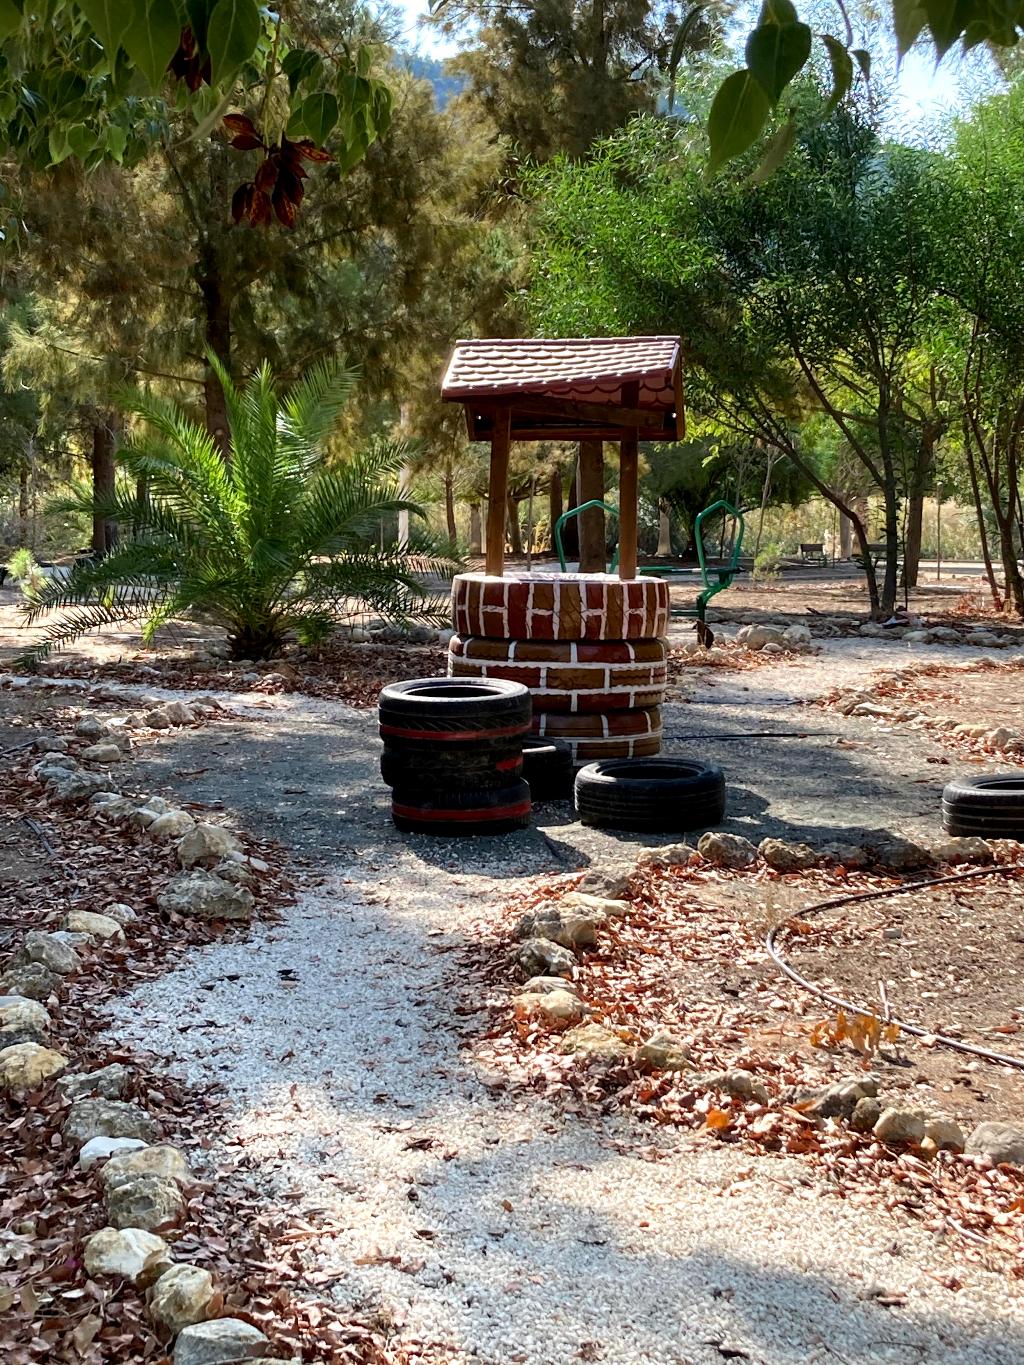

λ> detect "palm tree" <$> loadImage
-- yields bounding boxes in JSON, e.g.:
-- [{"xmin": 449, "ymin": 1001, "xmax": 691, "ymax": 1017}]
[{"xmin": 21, "ymin": 356, "xmax": 453, "ymax": 663}]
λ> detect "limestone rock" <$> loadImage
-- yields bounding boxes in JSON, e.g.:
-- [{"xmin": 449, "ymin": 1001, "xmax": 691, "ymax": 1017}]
[
  {"xmin": 79, "ymin": 1136, "xmax": 149, "ymax": 1171},
  {"xmin": 850, "ymin": 1096, "xmax": 882, "ymax": 1133},
  {"xmin": 869, "ymin": 837, "xmax": 932, "ymax": 872},
  {"xmin": 75, "ymin": 716, "xmax": 109, "ymax": 740},
  {"xmin": 212, "ymin": 859, "xmax": 256, "ymax": 887},
  {"xmin": 144, "ymin": 709, "xmax": 172, "ymax": 729},
  {"xmin": 177, "ymin": 823, "xmax": 243, "ymax": 870},
  {"xmin": 148, "ymin": 1264, "xmax": 217, "ymax": 1332},
  {"xmin": 0, "ymin": 995, "xmax": 50, "ymax": 1048},
  {"xmin": 101, "ymin": 1144, "xmax": 192, "ymax": 1190},
  {"xmin": 924, "ymin": 1117, "xmax": 966, "ymax": 1153},
  {"xmin": 903, "ymin": 629, "xmax": 932, "ymax": 643},
  {"xmin": 637, "ymin": 1032, "xmax": 693, "ymax": 1071},
  {"xmin": 106, "ymin": 1174, "xmax": 185, "ymax": 1231},
  {"xmin": 64, "ymin": 1097, "xmax": 157, "ymax": 1146},
  {"xmin": 559, "ymin": 890, "xmax": 632, "ymax": 918},
  {"xmin": 873, "ymin": 1106, "xmax": 926, "ymax": 1145},
  {"xmin": 758, "ymin": 838, "xmax": 818, "ymax": 872},
  {"xmin": 633, "ymin": 843, "xmax": 691, "ymax": 870},
  {"xmin": 163, "ymin": 701, "xmax": 196, "ymax": 726},
  {"xmin": 559, "ymin": 1022, "xmax": 631, "ymax": 1063},
  {"xmin": 783, "ymin": 623, "xmax": 812, "ymax": 645},
  {"xmin": 851, "ymin": 702, "xmax": 895, "ymax": 718},
  {"xmin": 800, "ymin": 1075, "xmax": 878, "ymax": 1120},
  {"xmin": 81, "ymin": 741, "xmax": 123, "ymax": 764},
  {"xmin": 514, "ymin": 908, "xmax": 599, "ymax": 951},
  {"xmin": 104, "ymin": 902, "xmax": 138, "ymax": 925},
  {"xmin": 513, "ymin": 988, "xmax": 588, "ymax": 1027},
  {"xmin": 157, "ymin": 870, "xmax": 254, "ymax": 922},
  {"xmin": 83, "ymin": 1227, "xmax": 171, "ymax": 1285},
  {"xmin": 36, "ymin": 735, "xmax": 69, "ymax": 753},
  {"xmin": 12, "ymin": 930, "xmax": 81, "ymax": 975},
  {"xmin": 172, "ymin": 1318, "xmax": 269, "ymax": 1365},
  {"xmin": 702, "ymin": 1069, "xmax": 769, "ymax": 1104},
  {"xmin": 515, "ymin": 937, "xmax": 575, "ymax": 979},
  {"xmin": 520, "ymin": 976, "xmax": 581, "ymax": 996},
  {"xmin": 928, "ymin": 836, "xmax": 992, "ymax": 866},
  {"xmin": 738, "ymin": 624, "xmax": 787, "ymax": 650},
  {"xmin": 835, "ymin": 691, "xmax": 873, "ymax": 715},
  {"xmin": 965, "ymin": 1121, "xmax": 1024, "ymax": 1166},
  {"xmin": 0, "ymin": 962, "xmax": 58, "ymax": 1001},
  {"xmin": 575, "ymin": 864, "xmax": 633, "ymax": 899},
  {"xmin": 0, "ymin": 1041, "xmax": 68, "ymax": 1091},
  {"xmin": 824, "ymin": 842, "xmax": 869, "ymax": 869},
  {"xmin": 697, "ymin": 831, "xmax": 758, "ymax": 869},
  {"xmin": 930, "ymin": 626, "xmax": 962, "ymax": 643},
  {"xmin": 149, "ymin": 810, "xmax": 197, "ymax": 840},
  {"xmin": 50, "ymin": 770, "xmax": 117, "ymax": 803},
  {"xmin": 987, "ymin": 726, "xmax": 1018, "ymax": 750},
  {"xmin": 63, "ymin": 910, "xmax": 126, "ymax": 942}
]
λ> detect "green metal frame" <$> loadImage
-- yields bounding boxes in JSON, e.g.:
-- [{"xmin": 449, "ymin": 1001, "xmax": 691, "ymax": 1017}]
[{"xmin": 553, "ymin": 496, "xmax": 746, "ymax": 623}]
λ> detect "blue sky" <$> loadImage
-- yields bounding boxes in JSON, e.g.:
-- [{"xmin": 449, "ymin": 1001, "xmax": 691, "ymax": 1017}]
[{"xmin": 385, "ymin": 0, "xmax": 1000, "ymax": 130}]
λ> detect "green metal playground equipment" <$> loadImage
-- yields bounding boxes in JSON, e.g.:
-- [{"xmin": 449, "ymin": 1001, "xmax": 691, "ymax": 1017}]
[{"xmin": 553, "ymin": 498, "xmax": 746, "ymax": 623}]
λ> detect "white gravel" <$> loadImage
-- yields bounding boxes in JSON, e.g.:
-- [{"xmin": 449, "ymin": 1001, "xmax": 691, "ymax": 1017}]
[{"xmin": 104, "ymin": 854, "xmax": 1024, "ymax": 1365}]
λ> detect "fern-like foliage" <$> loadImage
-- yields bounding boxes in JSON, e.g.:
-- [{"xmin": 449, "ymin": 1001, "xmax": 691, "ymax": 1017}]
[{"xmin": 21, "ymin": 355, "xmax": 456, "ymax": 664}]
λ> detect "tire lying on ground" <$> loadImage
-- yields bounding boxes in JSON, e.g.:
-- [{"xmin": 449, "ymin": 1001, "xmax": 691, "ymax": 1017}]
[
  {"xmin": 448, "ymin": 634, "xmax": 667, "ymax": 713},
  {"xmin": 941, "ymin": 773, "xmax": 1024, "ymax": 838},
  {"xmin": 521, "ymin": 737, "xmax": 574, "ymax": 803},
  {"xmin": 380, "ymin": 746, "xmax": 523, "ymax": 791},
  {"xmin": 379, "ymin": 677, "xmax": 531, "ymax": 745},
  {"xmin": 574, "ymin": 758, "xmax": 726, "ymax": 832},
  {"xmin": 451, "ymin": 572, "xmax": 669, "ymax": 642},
  {"xmin": 391, "ymin": 779, "xmax": 532, "ymax": 836}
]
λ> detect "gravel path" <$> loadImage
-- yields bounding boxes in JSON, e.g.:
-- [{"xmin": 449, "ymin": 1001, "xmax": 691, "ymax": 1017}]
[{"xmin": 52, "ymin": 634, "xmax": 1018, "ymax": 1364}]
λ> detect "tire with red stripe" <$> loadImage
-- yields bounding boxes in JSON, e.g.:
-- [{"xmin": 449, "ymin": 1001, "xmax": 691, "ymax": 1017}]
[
  {"xmin": 381, "ymin": 746, "xmax": 523, "ymax": 791},
  {"xmin": 449, "ymin": 634, "xmax": 667, "ymax": 713},
  {"xmin": 391, "ymin": 779, "xmax": 532, "ymax": 836},
  {"xmin": 379, "ymin": 677, "xmax": 531, "ymax": 746},
  {"xmin": 532, "ymin": 706, "xmax": 663, "ymax": 763},
  {"xmin": 452, "ymin": 573, "xmax": 669, "ymax": 642}
]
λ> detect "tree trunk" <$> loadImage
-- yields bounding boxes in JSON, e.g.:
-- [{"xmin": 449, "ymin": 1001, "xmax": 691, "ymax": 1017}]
[
  {"xmin": 91, "ymin": 413, "xmax": 118, "ymax": 555},
  {"xmin": 577, "ymin": 439, "xmax": 605, "ymax": 572},
  {"xmin": 18, "ymin": 455, "xmax": 30, "ymax": 546},
  {"xmin": 198, "ymin": 266, "xmax": 232, "ymax": 454},
  {"xmin": 133, "ymin": 476, "xmax": 149, "ymax": 539},
  {"xmin": 548, "ymin": 466, "xmax": 563, "ymax": 550},
  {"xmin": 561, "ymin": 459, "xmax": 580, "ymax": 560},
  {"xmin": 444, "ymin": 466, "xmax": 457, "ymax": 546},
  {"xmin": 902, "ymin": 493, "xmax": 924, "ymax": 590},
  {"xmin": 657, "ymin": 499, "xmax": 672, "ymax": 556},
  {"xmin": 469, "ymin": 503, "xmax": 482, "ymax": 555},
  {"xmin": 963, "ymin": 423, "xmax": 1003, "ymax": 609},
  {"xmin": 998, "ymin": 518, "xmax": 1024, "ymax": 617},
  {"xmin": 839, "ymin": 513, "xmax": 853, "ymax": 559},
  {"xmin": 397, "ymin": 461, "xmax": 412, "ymax": 548},
  {"xmin": 506, "ymin": 494, "xmax": 523, "ymax": 555}
]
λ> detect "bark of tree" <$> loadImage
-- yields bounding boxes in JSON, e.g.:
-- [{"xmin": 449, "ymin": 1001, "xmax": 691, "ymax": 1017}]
[
  {"xmin": 469, "ymin": 503, "xmax": 482, "ymax": 554},
  {"xmin": 506, "ymin": 493, "xmax": 523, "ymax": 555},
  {"xmin": 577, "ymin": 439, "xmax": 605, "ymax": 571},
  {"xmin": 444, "ymin": 465, "xmax": 457, "ymax": 545},
  {"xmin": 903, "ymin": 494, "xmax": 924, "ymax": 590},
  {"xmin": 561, "ymin": 459, "xmax": 580, "ymax": 559},
  {"xmin": 548, "ymin": 466, "xmax": 563, "ymax": 550},
  {"xmin": 91, "ymin": 413, "xmax": 118, "ymax": 555},
  {"xmin": 18, "ymin": 456, "xmax": 30, "ymax": 546},
  {"xmin": 198, "ymin": 262, "xmax": 232, "ymax": 454},
  {"xmin": 657, "ymin": 499, "xmax": 672, "ymax": 556}
]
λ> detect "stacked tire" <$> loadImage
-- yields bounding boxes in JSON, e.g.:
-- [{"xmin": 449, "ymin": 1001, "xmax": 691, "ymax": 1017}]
[
  {"xmin": 449, "ymin": 572, "xmax": 670, "ymax": 766},
  {"xmin": 941, "ymin": 773, "xmax": 1024, "ymax": 838},
  {"xmin": 379, "ymin": 678, "xmax": 532, "ymax": 835}
]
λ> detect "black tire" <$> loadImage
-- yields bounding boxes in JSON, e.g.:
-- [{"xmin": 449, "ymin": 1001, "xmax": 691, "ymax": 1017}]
[
  {"xmin": 522, "ymin": 737, "xmax": 574, "ymax": 803},
  {"xmin": 379, "ymin": 677, "xmax": 531, "ymax": 746},
  {"xmin": 941, "ymin": 773, "xmax": 1024, "ymax": 838},
  {"xmin": 391, "ymin": 779, "xmax": 531, "ymax": 836},
  {"xmin": 380, "ymin": 744, "xmax": 523, "ymax": 791},
  {"xmin": 574, "ymin": 758, "xmax": 726, "ymax": 832}
]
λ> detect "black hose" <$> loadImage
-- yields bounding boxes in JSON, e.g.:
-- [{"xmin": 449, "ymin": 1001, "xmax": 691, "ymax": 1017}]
[
  {"xmin": 670, "ymin": 730, "xmax": 842, "ymax": 741},
  {"xmin": 765, "ymin": 864, "xmax": 1024, "ymax": 1072}
]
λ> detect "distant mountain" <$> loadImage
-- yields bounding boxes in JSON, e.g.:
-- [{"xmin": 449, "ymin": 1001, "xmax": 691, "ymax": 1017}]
[{"xmin": 401, "ymin": 53, "xmax": 466, "ymax": 108}]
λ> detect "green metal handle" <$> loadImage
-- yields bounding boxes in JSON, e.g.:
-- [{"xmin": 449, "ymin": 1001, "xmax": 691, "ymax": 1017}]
[
  {"xmin": 554, "ymin": 500, "xmax": 619, "ymax": 573},
  {"xmin": 694, "ymin": 499, "xmax": 745, "ymax": 588}
]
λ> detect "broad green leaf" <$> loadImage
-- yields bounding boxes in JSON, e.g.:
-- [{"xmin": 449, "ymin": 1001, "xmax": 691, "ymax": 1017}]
[
  {"xmin": 745, "ymin": 21, "xmax": 812, "ymax": 104},
  {"xmin": 0, "ymin": 0, "xmax": 20, "ymax": 41},
  {"xmin": 852, "ymin": 47, "xmax": 871, "ymax": 77},
  {"xmin": 206, "ymin": 0, "xmax": 261, "ymax": 81},
  {"xmin": 892, "ymin": 0, "xmax": 927, "ymax": 55},
  {"xmin": 298, "ymin": 90, "xmax": 338, "ymax": 144},
  {"xmin": 821, "ymin": 34, "xmax": 853, "ymax": 111},
  {"xmin": 77, "ymin": 0, "xmax": 130, "ymax": 56},
  {"xmin": 121, "ymin": 0, "xmax": 183, "ymax": 92},
  {"xmin": 184, "ymin": 0, "xmax": 214, "ymax": 43},
  {"xmin": 282, "ymin": 47, "xmax": 320, "ymax": 94},
  {"xmin": 922, "ymin": 0, "xmax": 965, "ymax": 55},
  {"xmin": 105, "ymin": 123, "xmax": 127, "ymax": 161},
  {"xmin": 749, "ymin": 117, "xmax": 796, "ymax": 184},
  {"xmin": 67, "ymin": 122, "xmax": 95, "ymax": 157},
  {"xmin": 758, "ymin": 0, "xmax": 798, "ymax": 24},
  {"xmin": 707, "ymin": 69, "xmax": 770, "ymax": 171},
  {"xmin": 48, "ymin": 126, "xmax": 71, "ymax": 165}
]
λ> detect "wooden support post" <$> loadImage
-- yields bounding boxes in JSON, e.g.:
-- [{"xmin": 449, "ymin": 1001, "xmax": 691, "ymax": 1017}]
[
  {"xmin": 485, "ymin": 406, "xmax": 511, "ymax": 576},
  {"xmin": 619, "ymin": 381, "xmax": 640, "ymax": 581},
  {"xmin": 577, "ymin": 438, "xmax": 605, "ymax": 572}
]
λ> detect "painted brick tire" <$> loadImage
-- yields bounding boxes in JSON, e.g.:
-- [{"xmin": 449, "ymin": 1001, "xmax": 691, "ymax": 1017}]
[
  {"xmin": 521, "ymin": 737, "xmax": 574, "ymax": 803},
  {"xmin": 448, "ymin": 635, "xmax": 667, "ymax": 713},
  {"xmin": 451, "ymin": 572, "xmax": 669, "ymax": 642},
  {"xmin": 574, "ymin": 758, "xmax": 726, "ymax": 832},
  {"xmin": 941, "ymin": 773, "xmax": 1024, "ymax": 838},
  {"xmin": 533, "ymin": 706, "xmax": 663, "ymax": 763},
  {"xmin": 391, "ymin": 779, "xmax": 532, "ymax": 836},
  {"xmin": 380, "ymin": 745, "xmax": 523, "ymax": 791},
  {"xmin": 378, "ymin": 677, "xmax": 531, "ymax": 746}
]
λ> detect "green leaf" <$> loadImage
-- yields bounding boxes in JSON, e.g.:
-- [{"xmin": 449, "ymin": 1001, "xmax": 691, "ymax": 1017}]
[
  {"xmin": 121, "ymin": 0, "xmax": 183, "ymax": 93},
  {"xmin": 48, "ymin": 126, "xmax": 71, "ymax": 165},
  {"xmin": 893, "ymin": 0, "xmax": 927, "ymax": 55},
  {"xmin": 852, "ymin": 47, "xmax": 871, "ymax": 78},
  {"xmin": 749, "ymin": 116, "xmax": 796, "ymax": 184},
  {"xmin": 821, "ymin": 34, "xmax": 853, "ymax": 112},
  {"xmin": 105, "ymin": 123, "xmax": 127, "ymax": 161},
  {"xmin": 922, "ymin": 0, "xmax": 967, "ymax": 55},
  {"xmin": 745, "ymin": 21, "xmax": 812, "ymax": 104},
  {"xmin": 0, "ymin": 0, "xmax": 20, "ymax": 41},
  {"xmin": 67, "ymin": 122, "xmax": 95, "ymax": 157},
  {"xmin": 77, "ymin": 0, "xmax": 130, "ymax": 56},
  {"xmin": 298, "ymin": 90, "xmax": 338, "ymax": 144},
  {"xmin": 707, "ymin": 69, "xmax": 771, "ymax": 171},
  {"xmin": 206, "ymin": 0, "xmax": 261, "ymax": 82},
  {"xmin": 282, "ymin": 47, "xmax": 320, "ymax": 94},
  {"xmin": 758, "ymin": 0, "xmax": 798, "ymax": 24}
]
